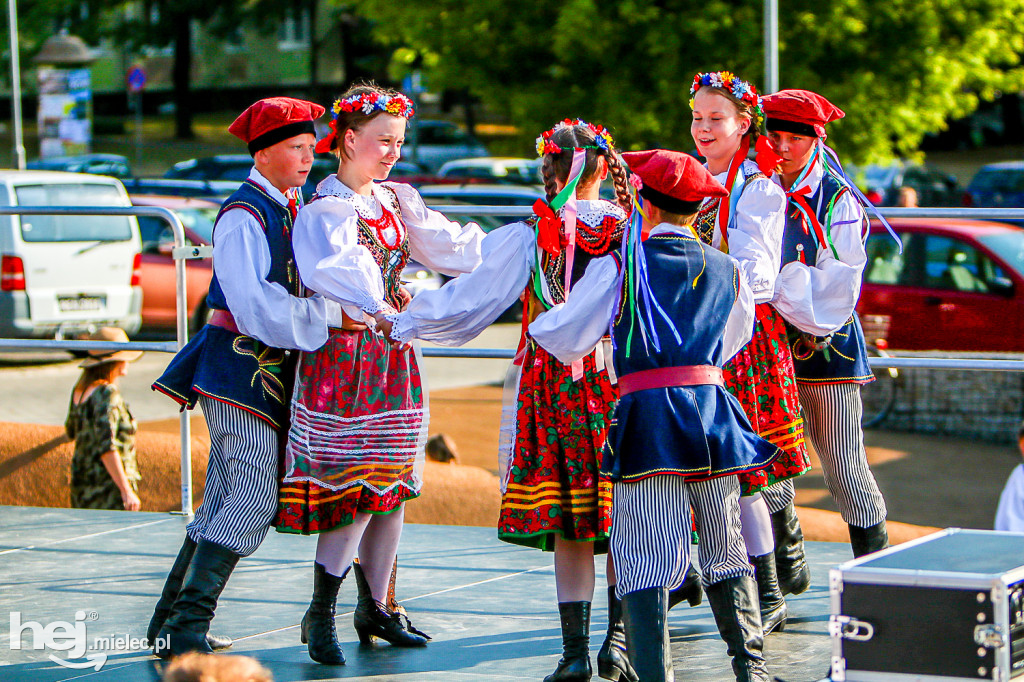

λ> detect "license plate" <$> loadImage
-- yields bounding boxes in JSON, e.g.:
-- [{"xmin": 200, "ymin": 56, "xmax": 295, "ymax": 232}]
[{"xmin": 58, "ymin": 295, "xmax": 105, "ymax": 312}]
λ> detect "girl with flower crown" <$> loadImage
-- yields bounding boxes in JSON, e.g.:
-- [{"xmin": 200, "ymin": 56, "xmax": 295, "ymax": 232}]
[
  {"xmin": 384, "ymin": 120, "xmax": 637, "ymax": 682},
  {"xmin": 687, "ymin": 71, "xmax": 812, "ymax": 636},
  {"xmin": 274, "ymin": 83, "xmax": 486, "ymax": 665}
]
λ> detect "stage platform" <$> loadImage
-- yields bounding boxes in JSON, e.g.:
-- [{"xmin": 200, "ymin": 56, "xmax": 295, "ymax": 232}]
[{"xmin": 0, "ymin": 506, "xmax": 842, "ymax": 681}]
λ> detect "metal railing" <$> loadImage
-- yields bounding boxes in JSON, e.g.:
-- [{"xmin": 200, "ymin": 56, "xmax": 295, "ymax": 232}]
[{"xmin": 4, "ymin": 203, "xmax": 1024, "ymax": 517}]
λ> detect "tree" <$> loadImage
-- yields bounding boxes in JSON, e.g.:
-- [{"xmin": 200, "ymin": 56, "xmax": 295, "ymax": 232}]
[{"xmin": 351, "ymin": 0, "xmax": 1024, "ymax": 162}]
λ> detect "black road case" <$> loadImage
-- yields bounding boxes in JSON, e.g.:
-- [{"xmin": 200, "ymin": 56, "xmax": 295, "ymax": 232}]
[{"xmin": 830, "ymin": 528, "xmax": 1024, "ymax": 681}]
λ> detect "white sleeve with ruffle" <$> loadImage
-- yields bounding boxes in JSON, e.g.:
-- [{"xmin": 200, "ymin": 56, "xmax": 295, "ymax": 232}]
[
  {"xmin": 212, "ymin": 207, "xmax": 331, "ymax": 352},
  {"xmin": 771, "ymin": 191, "xmax": 867, "ymax": 335},
  {"xmin": 727, "ymin": 174, "xmax": 786, "ymax": 305},
  {"xmin": 722, "ymin": 265, "xmax": 757, "ymax": 362},
  {"xmin": 389, "ymin": 222, "xmax": 535, "ymax": 346},
  {"xmin": 528, "ymin": 256, "xmax": 618, "ymax": 365},
  {"xmin": 386, "ymin": 182, "xmax": 485, "ymax": 276},
  {"xmin": 291, "ymin": 198, "xmax": 390, "ymax": 315}
]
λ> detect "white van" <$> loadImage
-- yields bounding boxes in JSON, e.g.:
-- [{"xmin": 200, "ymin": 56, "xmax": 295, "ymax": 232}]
[{"xmin": 0, "ymin": 171, "xmax": 142, "ymax": 339}]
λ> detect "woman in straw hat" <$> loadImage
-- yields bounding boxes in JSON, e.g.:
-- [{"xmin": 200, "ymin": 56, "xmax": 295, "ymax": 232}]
[{"xmin": 64, "ymin": 326, "xmax": 143, "ymax": 511}]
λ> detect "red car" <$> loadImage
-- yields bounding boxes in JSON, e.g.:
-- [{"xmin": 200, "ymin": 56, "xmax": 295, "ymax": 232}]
[
  {"xmin": 858, "ymin": 218, "xmax": 1024, "ymax": 351},
  {"xmin": 133, "ymin": 195, "xmax": 220, "ymax": 333}
]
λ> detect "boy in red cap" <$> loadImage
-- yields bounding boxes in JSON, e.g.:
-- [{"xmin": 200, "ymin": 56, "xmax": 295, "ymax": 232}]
[
  {"xmin": 760, "ymin": 89, "xmax": 889, "ymax": 569},
  {"xmin": 150, "ymin": 96, "xmax": 346, "ymax": 658},
  {"xmin": 531, "ymin": 150, "xmax": 781, "ymax": 682}
]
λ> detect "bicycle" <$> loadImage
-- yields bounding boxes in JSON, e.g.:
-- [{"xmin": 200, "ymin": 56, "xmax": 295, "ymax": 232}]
[{"xmin": 861, "ymin": 342, "xmax": 899, "ymax": 428}]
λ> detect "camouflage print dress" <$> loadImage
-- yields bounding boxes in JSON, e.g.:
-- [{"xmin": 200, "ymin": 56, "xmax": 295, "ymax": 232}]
[{"xmin": 65, "ymin": 383, "xmax": 141, "ymax": 510}]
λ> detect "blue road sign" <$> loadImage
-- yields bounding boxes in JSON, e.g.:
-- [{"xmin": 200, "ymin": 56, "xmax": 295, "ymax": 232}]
[{"xmin": 127, "ymin": 66, "xmax": 146, "ymax": 93}]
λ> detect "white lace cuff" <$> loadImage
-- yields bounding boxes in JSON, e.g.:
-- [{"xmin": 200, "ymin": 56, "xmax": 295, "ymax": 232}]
[
  {"xmin": 360, "ymin": 297, "xmax": 385, "ymax": 315},
  {"xmin": 388, "ymin": 312, "xmax": 416, "ymax": 346}
]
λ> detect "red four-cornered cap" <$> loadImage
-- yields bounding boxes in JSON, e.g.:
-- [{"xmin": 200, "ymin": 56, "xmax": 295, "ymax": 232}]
[
  {"xmin": 229, "ymin": 97, "xmax": 325, "ymax": 154},
  {"xmin": 622, "ymin": 150, "xmax": 728, "ymax": 203},
  {"xmin": 762, "ymin": 89, "xmax": 845, "ymax": 134}
]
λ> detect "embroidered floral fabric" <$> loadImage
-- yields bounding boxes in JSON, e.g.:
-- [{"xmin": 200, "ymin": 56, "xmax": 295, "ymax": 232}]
[
  {"xmin": 276, "ymin": 185, "xmax": 425, "ymax": 534},
  {"xmin": 499, "ymin": 342, "xmax": 615, "ymax": 552}
]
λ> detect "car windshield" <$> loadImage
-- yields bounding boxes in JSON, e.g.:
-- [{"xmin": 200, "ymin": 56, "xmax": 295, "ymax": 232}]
[
  {"xmin": 977, "ymin": 231, "xmax": 1024, "ymax": 278},
  {"xmin": 16, "ymin": 183, "xmax": 133, "ymax": 242},
  {"xmin": 177, "ymin": 206, "xmax": 220, "ymax": 243}
]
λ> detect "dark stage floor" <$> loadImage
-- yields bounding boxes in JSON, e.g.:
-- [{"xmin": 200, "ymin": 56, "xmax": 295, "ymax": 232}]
[{"xmin": 0, "ymin": 506, "xmax": 844, "ymax": 681}]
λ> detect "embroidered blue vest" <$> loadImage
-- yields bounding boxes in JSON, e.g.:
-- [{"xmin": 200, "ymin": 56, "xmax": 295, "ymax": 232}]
[
  {"xmin": 602, "ymin": 232, "xmax": 780, "ymax": 483},
  {"xmin": 207, "ymin": 180, "xmax": 300, "ymax": 310},
  {"xmin": 781, "ymin": 173, "xmax": 873, "ymax": 385},
  {"xmin": 152, "ymin": 180, "xmax": 300, "ymax": 428}
]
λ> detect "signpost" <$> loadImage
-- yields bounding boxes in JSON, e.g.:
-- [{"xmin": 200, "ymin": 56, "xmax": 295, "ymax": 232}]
[{"xmin": 127, "ymin": 65, "xmax": 146, "ymax": 170}]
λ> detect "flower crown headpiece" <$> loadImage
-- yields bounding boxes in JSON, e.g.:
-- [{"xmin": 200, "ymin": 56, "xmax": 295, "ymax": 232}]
[
  {"xmin": 317, "ymin": 91, "xmax": 415, "ymax": 153},
  {"xmin": 334, "ymin": 91, "xmax": 415, "ymax": 119},
  {"xmin": 689, "ymin": 71, "xmax": 765, "ymax": 129},
  {"xmin": 535, "ymin": 119, "xmax": 615, "ymax": 157}
]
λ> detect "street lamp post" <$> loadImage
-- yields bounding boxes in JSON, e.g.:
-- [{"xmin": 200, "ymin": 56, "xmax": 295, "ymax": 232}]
[
  {"xmin": 7, "ymin": 0, "xmax": 25, "ymax": 170},
  {"xmin": 764, "ymin": 0, "xmax": 779, "ymax": 94}
]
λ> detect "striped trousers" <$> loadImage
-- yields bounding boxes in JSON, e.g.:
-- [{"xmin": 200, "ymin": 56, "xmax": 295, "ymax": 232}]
[
  {"xmin": 761, "ymin": 382, "xmax": 886, "ymax": 528},
  {"xmin": 612, "ymin": 475, "xmax": 752, "ymax": 597},
  {"xmin": 185, "ymin": 397, "xmax": 279, "ymax": 557}
]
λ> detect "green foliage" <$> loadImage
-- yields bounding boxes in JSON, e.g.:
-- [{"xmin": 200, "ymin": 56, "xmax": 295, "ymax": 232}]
[{"xmin": 351, "ymin": 0, "xmax": 1024, "ymax": 162}]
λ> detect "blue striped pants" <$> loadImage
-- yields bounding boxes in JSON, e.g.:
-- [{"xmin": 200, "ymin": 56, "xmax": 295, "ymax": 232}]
[
  {"xmin": 761, "ymin": 382, "xmax": 887, "ymax": 528},
  {"xmin": 612, "ymin": 475, "xmax": 752, "ymax": 597},
  {"xmin": 185, "ymin": 397, "xmax": 279, "ymax": 557}
]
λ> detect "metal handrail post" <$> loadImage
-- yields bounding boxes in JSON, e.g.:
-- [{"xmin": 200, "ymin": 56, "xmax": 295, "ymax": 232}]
[{"xmin": 0, "ymin": 205, "xmax": 193, "ymax": 516}]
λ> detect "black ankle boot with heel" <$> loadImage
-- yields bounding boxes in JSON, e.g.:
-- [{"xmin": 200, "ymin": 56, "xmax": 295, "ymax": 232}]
[
  {"xmin": 300, "ymin": 562, "xmax": 347, "ymax": 665},
  {"xmin": 749, "ymin": 553, "xmax": 788, "ymax": 634},
  {"xmin": 544, "ymin": 601, "xmax": 592, "ymax": 682},
  {"xmin": 352, "ymin": 560, "xmax": 428, "ymax": 647}
]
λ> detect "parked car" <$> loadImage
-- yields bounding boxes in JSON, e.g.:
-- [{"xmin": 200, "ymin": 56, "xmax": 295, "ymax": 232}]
[
  {"xmin": 0, "ymin": 171, "xmax": 142, "ymax": 339},
  {"xmin": 436, "ymin": 157, "xmax": 542, "ymax": 185},
  {"xmin": 165, "ymin": 154, "xmax": 336, "ymax": 201},
  {"xmin": 964, "ymin": 161, "xmax": 1024, "ymax": 215},
  {"xmin": 858, "ymin": 218, "xmax": 1024, "ymax": 351},
  {"xmin": 122, "ymin": 177, "xmax": 237, "ymax": 202},
  {"xmin": 418, "ymin": 183, "xmax": 544, "ymax": 225},
  {"xmin": 132, "ymin": 195, "xmax": 220, "ymax": 333},
  {"xmin": 27, "ymin": 154, "xmax": 133, "ymax": 179},
  {"xmin": 404, "ymin": 120, "xmax": 489, "ymax": 173},
  {"xmin": 849, "ymin": 161, "xmax": 961, "ymax": 206}
]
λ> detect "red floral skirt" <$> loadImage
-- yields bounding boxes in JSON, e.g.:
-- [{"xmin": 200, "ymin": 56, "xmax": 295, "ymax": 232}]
[
  {"xmin": 727, "ymin": 304, "xmax": 810, "ymax": 495},
  {"xmin": 275, "ymin": 329, "xmax": 425, "ymax": 534},
  {"xmin": 498, "ymin": 342, "xmax": 616, "ymax": 552}
]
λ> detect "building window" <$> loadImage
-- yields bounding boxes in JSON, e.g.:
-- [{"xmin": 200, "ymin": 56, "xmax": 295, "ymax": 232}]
[{"xmin": 278, "ymin": 3, "xmax": 310, "ymax": 50}]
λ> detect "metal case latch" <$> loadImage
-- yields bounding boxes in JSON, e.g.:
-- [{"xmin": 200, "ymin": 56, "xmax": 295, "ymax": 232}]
[
  {"xmin": 829, "ymin": 615, "xmax": 875, "ymax": 641},
  {"xmin": 973, "ymin": 624, "xmax": 1006, "ymax": 649}
]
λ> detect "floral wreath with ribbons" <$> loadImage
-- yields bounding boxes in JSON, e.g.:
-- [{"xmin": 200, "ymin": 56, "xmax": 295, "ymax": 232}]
[
  {"xmin": 689, "ymin": 71, "xmax": 765, "ymax": 129},
  {"xmin": 317, "ymin": 91, "xmax": 415, "ymax": 153},
  {"xmin": 535, "ymin": 118, "xmax": 615, "ymax": 157}
]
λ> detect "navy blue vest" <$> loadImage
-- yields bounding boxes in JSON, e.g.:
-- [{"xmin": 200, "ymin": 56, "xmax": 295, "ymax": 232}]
[
  {"xmin": 207, "ymin": 180, "xmax": 300, "ymax": 310},
  {"xmin": 602, "ymin": 232, "xmax": 780, "ymax": 482},
  {"xmin": 152, "ymin": 180, "xmax": 300, "ymax": 428},
  {"xmin": 781, "ymin": 173, "xmax": 873, "ymax": 385}
]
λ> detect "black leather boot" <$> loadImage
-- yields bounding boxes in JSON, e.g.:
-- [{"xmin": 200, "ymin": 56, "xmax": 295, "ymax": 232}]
[
  {"xmin": 147, "ymin": 537, "xmax": 233, "ymax": 651},
  {"xmin": 597, "ymin": 587, "xmax": 638, "ymax": 682},
  {"xmin": 620, "ymin": 587, "xmax": 672, "ymax": 682},
  {"xmin": 705, "ymin": 576, "xmax": 770, "ymax": 682},
  {"xmin": 352, "ymin": 560, "xmax": 428, "ymax": 647},
  {"xmin": 300, "ymin": 562, "xmax": 346, "ymax": 664},
  {"xmin": 667, "ymin": 563, "xmax": 703, "ymax": 610},
  {"xmin": 749, "ymin": 554, "xmax": 787, "ymax": 635},
  {"xmin": 849, "ymin": 520, "xmax": 889, "ymax": 558},
  {"xmin": 155, "ymin": 540, "xmax": 239, "ymax": 658},
  {"xmin": 544, "ymin": 601, "xmax": 592, "ymax": 682},
  {"xmin": 770, "ymin": 503, "xmax": 811, "ymax": 596}
]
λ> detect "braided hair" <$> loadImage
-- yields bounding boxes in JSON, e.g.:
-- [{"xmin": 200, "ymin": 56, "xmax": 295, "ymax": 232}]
[{"xmin": 539, "ymin": 122, "xmax": 632, "ymax": 214}]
